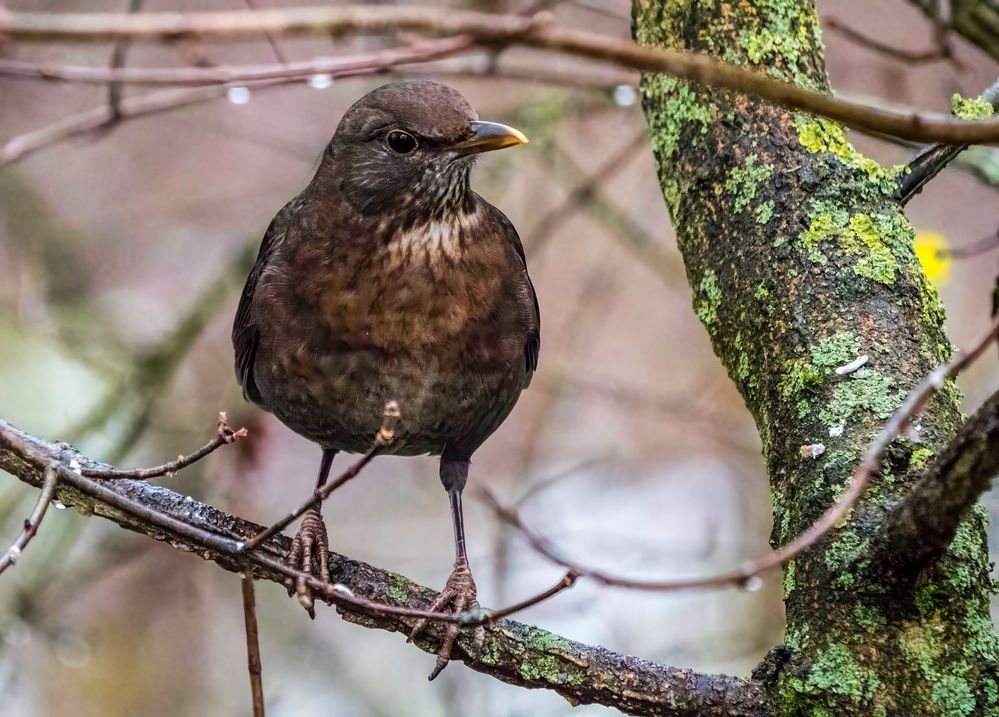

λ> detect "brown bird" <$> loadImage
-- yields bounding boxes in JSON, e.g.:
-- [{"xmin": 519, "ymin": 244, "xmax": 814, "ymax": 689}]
[{"xmin": 232, "ymin": 80, "xmax": 539, "ymax": 677}]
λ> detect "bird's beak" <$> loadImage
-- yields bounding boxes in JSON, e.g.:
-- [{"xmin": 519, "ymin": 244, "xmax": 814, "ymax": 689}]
[{"xmin": 453, "ymin": 120, "xmax": 529, "ymax": 155}]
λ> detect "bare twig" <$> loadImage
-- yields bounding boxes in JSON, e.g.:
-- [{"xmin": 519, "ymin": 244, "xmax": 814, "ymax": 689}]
[
  {"xmin": 107, "ymin": 0, "xmax": 144, "ymax": 119},
  {"xmin": 0, "ymin": 468, "xmax": 59, "ymax": 577},
  {"xmin": 243, "ymin": 0, "xmax": 288, "ymax": 65},
  {"xmin": 239, "ymin": 402, "xmax": 400, "ymax": 553},
  {"xmin": 484, "ymin": 313, "xmax": 999, "ymax": 592},
  {"xmin": 241, "ymin": 571, "xmax": 266, "ymax": 717},
  {"xmin": 3, "ymin": 6, "xmax": 999, "ymax": 143},
  {"xmin": 80, "ymin": 413, "xmax": 247, "ymax": 480}
]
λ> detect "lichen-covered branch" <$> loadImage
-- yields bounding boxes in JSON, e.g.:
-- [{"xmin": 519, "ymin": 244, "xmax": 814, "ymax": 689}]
[
  {"xmin": 0, "ymin": 418, "xmax": 763, "ymax": 717},
  {"xmin": 635, "ymin": 1, "xmax": 999, "ymax": 715},
  {"xmin": 874, "ymin": 388, "xmax": 999, "ymax": 577}
]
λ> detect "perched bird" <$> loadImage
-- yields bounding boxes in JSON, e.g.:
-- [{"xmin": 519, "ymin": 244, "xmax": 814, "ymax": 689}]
[{"xmin": 232, "ymin": 80, "xmax": 539, "ymax": 677}]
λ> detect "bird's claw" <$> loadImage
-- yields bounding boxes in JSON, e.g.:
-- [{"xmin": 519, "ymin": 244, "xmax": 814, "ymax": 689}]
[
  {"xmin": 408, "ymin": 561, "xmax": 485, "ymax": 680},
  {"xmin": 285, "ymin": 507, "xmax": 331, "ymax": 619}
]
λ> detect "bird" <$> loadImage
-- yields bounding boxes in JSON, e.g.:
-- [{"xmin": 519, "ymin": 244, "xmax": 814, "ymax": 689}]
[{"xmin": 232, "ymin": 80, "xmax": 539, "ymax": 679}]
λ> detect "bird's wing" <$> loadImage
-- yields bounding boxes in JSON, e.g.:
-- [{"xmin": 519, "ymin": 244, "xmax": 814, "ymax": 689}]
[
  {"xmin": 232, "ymin": 197, "xmax": 302, "ymax": 404},
  {"xmin": 490, "ymin": 205, "xmax": 541, "ymax": 379}
]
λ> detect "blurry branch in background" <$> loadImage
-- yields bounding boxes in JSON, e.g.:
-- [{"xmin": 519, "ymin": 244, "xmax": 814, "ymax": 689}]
[
  {"xmin": 907, "ymin": 0, "xmax": 999, "ymax": 63},
  {"xmin": 0, "ymin": 418, "xmax": 764, "ymax": 717},
  {"xmin": 896, "ymin": 78, "xmax": 999, "ymax": 206},
  {"xmin": 67, "ymin": 243, "xmax": 256, "ymax": 461},
  {"xmin": 0, "ymin": 51, "xmax": 633, "ymax": 170},
  {"xmin": 484, "ymin": 313, "xmax": 999, "ymax": 592},
  {"xmin": 824, "ymin": 16, "xmax": 962, "ymax": 67},
  {"xmin": 5, "ymin": 7, "xmax": 999, "ymax": 143},
  {"xmin": 107, "ymin": 0, "xmax": 144, "ymax": 121}
]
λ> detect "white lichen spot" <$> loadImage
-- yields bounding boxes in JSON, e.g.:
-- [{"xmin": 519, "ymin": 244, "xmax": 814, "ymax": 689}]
[
  {"xmin": 800, "ymin": 443, "xmax": 826, "ymax": 459},
  {"xmin": 829, "ymin": 424, "xmax": 845, "ymax": 438},
  {"xmin": 835, "ymin": 355, "xmax": 869, "ymax": 375},
  {"xmin": 6, "ymin": 546, "xmax": 20, "ymax": 564},
  {"xmin": 332, "ymin": 583, "xmax": 355, "ymax": 598},
  {"xmin": 68, "ymin": 458, "xmax": 82, "ymax": 476}
]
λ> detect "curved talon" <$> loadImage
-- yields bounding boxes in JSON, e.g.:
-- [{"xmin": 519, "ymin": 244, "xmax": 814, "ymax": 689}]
[
  {"xmin": 285, "ymin": 507, "xmax": 330, "ymax": 619},
  {"xmin": 409, "ymin": 563, "xmax": 484, "ymax": 680}
]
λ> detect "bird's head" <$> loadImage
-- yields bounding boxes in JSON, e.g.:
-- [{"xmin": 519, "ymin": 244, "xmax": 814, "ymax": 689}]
[{"xmin": 321, "ymin": 80, "xmax": 527, "ymax": 224}]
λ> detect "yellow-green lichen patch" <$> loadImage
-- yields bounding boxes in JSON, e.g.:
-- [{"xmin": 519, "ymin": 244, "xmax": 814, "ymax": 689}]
[
  {"xmin": 795, "ymin": 116, "xmax": 895, "ymax": 191},
  {"xmin": 909, "ymin": 448, "xmax": 934, "ymax": 470},
  {"xmin": 726, "ymin": 154, "xmax": 774, "ymax": 213},
  {"xmin": 819, "ymin": 368, "xmax": 904, "ymax": 428},
  {"xmin": 695, "ymin": 268, "xmax": 722, "ymax": 325},
  {"xmin": 799, "ymin": 204, "xmax": 912, "ymax": 285},
  {"xmin": 641, "ymin": 75, "xmax": 715, "ymax": 164},
  {"xmin": 780, "ymin": 357, "xmax": 823, "ymax": 401},
  {"xmin": 952, "ymin": 93, "xmax": 995, "ymax": 121}
]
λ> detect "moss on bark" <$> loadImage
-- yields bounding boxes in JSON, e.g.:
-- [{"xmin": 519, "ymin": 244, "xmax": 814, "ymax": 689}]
[{"xmin": 634, "ymin": 1, "xmax": 999, "ymax": 714}]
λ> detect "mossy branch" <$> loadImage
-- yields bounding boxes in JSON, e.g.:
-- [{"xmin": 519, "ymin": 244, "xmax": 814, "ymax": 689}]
[
  {"xmin": 873, "ymin": 388, "xmax": 999, "ymax": 578},
  {"xmin": 0, "ymin": 418, "xmax": 764, "ymax": 717}
]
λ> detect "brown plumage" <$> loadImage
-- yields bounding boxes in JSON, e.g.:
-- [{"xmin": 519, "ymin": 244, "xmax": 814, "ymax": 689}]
[{"xmin": 232, "ymin": 80, "xmax": 538, "ymax": 677}]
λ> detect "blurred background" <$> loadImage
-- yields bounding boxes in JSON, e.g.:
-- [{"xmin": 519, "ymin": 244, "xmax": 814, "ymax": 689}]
[{"xmin": 1, "ymin": 1, "xmax": 997, "ymax": 715}]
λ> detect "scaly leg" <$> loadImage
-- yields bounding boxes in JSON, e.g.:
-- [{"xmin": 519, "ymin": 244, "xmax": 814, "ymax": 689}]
[
  {"xmin": 286, "ymin": 448, "xmax": 336, "ymax": 618},
  {"xmin": 409, "ymin": 458, "xmax": 485, "ymax": 680}
]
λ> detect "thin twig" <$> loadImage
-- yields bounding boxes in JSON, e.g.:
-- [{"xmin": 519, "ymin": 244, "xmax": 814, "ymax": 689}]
[
  {"xmin": 81, "ymin": 413, "xmax": 247, "ymax": 480},
  {"xmin": 0, "ymin": 467, "xmax": 59, "ymax": 577},
  {"xmin": 243, "ymin": 0, "xmax": 288, "ymax": 65},
  {"xmin": 241, "ymin": 570, "xmax": 266, "ymax": 717},
  {"xmin": 4, "ymin": 7, "xmax": 999, "ymax": 143},
  {"xmin": 239, "ymin": 402, "xmax": 400, "ymax": 553},
  {"xmin": 107, "ymin": 0, "xmax": 144, "ymax": 120},
  {"xmin": 484, "ymin": 312, "xmax": 999, "ymax": 592}
]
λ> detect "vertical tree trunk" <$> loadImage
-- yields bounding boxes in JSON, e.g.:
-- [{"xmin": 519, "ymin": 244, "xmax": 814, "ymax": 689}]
[{"xmin": 633, "ymin": 1, "xmax": 999, "ymax": 714}]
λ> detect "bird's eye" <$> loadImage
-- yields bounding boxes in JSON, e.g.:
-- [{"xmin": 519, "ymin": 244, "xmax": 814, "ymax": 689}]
[{"xmin": 386, "ymin": 130, "xmax": 418, "ymax": 155}]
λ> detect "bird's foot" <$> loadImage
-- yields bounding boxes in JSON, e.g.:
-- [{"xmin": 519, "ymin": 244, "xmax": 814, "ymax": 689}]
[
  {"xmin": 285, "ymin": 507, "xmax": 331, "ymax": 619},
  {"xmin": 408, "ymin": 560, "xmax": 485, "ymax": 681}
]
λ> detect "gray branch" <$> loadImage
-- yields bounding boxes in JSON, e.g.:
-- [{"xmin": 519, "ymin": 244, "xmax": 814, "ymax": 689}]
[{"xmin": 0, "ymin": 418, "xmax": 764, "ymax": 717}]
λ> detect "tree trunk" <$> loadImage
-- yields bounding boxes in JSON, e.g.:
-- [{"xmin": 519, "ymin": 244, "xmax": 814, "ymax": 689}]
[{"xmin": 633, "ymin": 1, "xmax": 999, "ymax": 715}]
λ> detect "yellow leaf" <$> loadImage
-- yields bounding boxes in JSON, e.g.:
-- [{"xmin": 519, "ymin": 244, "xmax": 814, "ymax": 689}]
[{"xmin": 914, "ymin": 231, "xmax": 952, "ymax": 287}]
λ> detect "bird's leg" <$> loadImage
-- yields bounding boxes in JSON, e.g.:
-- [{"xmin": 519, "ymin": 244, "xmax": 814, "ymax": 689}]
[
  {"xmin": 286, "ymin": 448, "xmax": 336, "ymax": 618},
  {"xmin": 409, "ymin": 458, "xmax": 485, "ymax": 680}
]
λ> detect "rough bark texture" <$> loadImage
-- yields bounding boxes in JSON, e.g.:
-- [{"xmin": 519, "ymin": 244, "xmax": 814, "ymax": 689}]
[
  {"xmin": 909, "ymin": 0, "xmax": 999, "ymax": 62},
  {"xmin": 0, "ymin": 418, "xmax": 764, "ymax": 717},
  {"xmin": 633, "ymin": 1, "xmax": 999, "ymax": 715}
]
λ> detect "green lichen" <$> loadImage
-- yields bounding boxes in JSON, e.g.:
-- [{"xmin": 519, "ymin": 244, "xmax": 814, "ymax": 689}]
[
  {"xmin": 695, "ymin": 268, "xmax": 722, "ymax": 325},
  {"xmin": 799, "ymin": 207, "xmax": 908, "ymax": 285},
  {"xmin": 853, "ymin": 603, "xmax": 886, "ymax": 633},
  {"xmin": 909, "ymin": 448, "xmax": 935, "ymax": 470},
  {"xmin": 796, "ymin": 116, "xmax": 890, "ymax": 187},
  {"xmin": 811, "ymin": 331, "xmax": 860, "ymax": 370},
  {"xmin": 824, "ymin": 528, "xmax": 871, "ymax": 589},
  {"xmin": 932, "ymin": 675, "xmax": 977, "ymax": 716},
  {"xmin": 951, "ymin": 93, "xmax": 994, "ymax": 121},
  {"xmin": 726, "ymin": 155, "xmax": 774, "ymax": 213},
  {"xmin": 783, "ymin": 558, "xmax": 797, "ymax": 597},
  {"xmin": 756, "ymin": 199, "xmax": 776, "ymax": 225},
  {"xmin": 808, "ymin": 643, "xmax": 879, "ymax": 702},
  {"xmin": 819, "ymin": 368, "xmax": 904, "ymax": 427},
  {"xmin": 780, "ymin": 357, "xmax": 823, "ymax": 401},
  {"xmin": 642, "ymin": 75, "xmax": 714, "ymax": 163},
  {"xmin": 386, "ymin": 572, "xmax": 410, "ymax": 604}
]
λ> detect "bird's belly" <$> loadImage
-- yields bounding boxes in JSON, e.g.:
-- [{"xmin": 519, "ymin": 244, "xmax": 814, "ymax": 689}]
[{"xmin": 255, "ymin": 345, "xmax": 524, "ymax": 456}]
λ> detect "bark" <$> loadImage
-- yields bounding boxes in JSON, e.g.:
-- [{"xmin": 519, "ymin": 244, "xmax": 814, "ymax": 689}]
[
  {"xmin": 0, "ymin": 418, "xmax": 764, "ymax": 717},
  {"xmin": 634, "ymin": 1, "xmax": 999, "ymax": 715}
]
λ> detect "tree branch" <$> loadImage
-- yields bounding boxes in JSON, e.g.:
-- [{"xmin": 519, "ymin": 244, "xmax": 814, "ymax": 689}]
[
  {"xmin": 873, "ymin": 388, "xmax": 999, "ymax": 575},
  {"xmin": 4, "ymin": 6, "xmax": 999, "ymax": 143},
  {"xmin": 908, "ymin": 0, "xmax": 999, "ymax": 62},
  {"xmin": 0, "ymin": 418, "xmax": 763, "ymax": 717}
]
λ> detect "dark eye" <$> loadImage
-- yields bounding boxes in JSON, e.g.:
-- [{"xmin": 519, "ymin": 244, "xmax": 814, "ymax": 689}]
[{"xmin": 386, "ymin": 130, "xmax": 418, "ymax": 154}]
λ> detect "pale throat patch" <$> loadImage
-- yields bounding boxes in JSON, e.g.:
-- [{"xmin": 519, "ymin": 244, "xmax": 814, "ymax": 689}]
[{"xmin": 387, "ymin": 211, "xmax": 480, "ymax": 262}]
